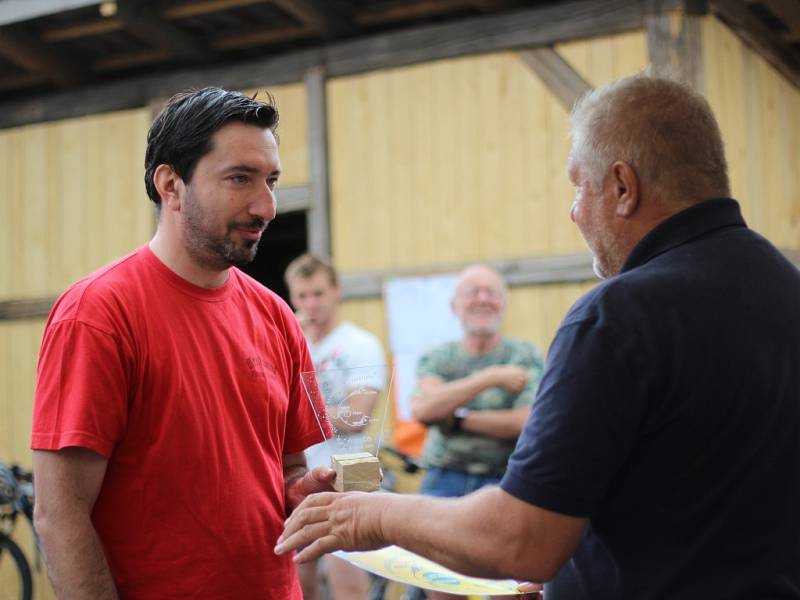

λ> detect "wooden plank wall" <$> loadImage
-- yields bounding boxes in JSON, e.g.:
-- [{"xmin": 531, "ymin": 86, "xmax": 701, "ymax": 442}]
[
  {"xmin": 703, "ymin": 16, "xmax": 800, "ymax": 247},
  {"xmin": 242, "ymin": 83, "xmax": 310, "ymax": 187},
  {"xmin": 333, "ymin": 31, "xmax": 648, "ymax": 355},
  {"xmin": 0, "ymin": 107, "xmax": 153, "ymax": 461}
]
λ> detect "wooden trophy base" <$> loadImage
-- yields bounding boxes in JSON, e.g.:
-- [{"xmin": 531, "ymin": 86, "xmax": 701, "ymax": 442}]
[{"xmin": 331, "ymin": 452, "xmax": 381, "ymax": 492}]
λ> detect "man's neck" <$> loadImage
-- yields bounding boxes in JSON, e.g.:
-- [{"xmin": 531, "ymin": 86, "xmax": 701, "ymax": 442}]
[
  {"xmin": 462, "ymin": 332, "xmax": 502, "ymax": 355},
  {"xmin": 149, "ymin": 231, "xmax": 229, "ymax": 288},
  {"xmin": 307, "ymin": 317, "xmax": 340, "ymax": 345}
]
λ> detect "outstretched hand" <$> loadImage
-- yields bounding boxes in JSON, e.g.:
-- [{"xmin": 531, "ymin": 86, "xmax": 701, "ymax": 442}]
[{"xmin": 275, "ymin": 491, "xmax": 389, "ymax": 562}]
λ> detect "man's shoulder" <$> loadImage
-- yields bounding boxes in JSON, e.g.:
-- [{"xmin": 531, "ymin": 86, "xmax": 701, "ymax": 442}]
[
  {"xmin": 423, "ymin": 339, "xmax": 461, "ymax": 358},
  {"xmin": 501, "ymin": 337, "xmax": 543, "ymax": 363},
  {"xmin": 336, "ymin": 321, "xmax": 383, "ymax": 347},
  {"xmin": 50, "ymin": 246, "xmax": 149, "ymax": 323}
]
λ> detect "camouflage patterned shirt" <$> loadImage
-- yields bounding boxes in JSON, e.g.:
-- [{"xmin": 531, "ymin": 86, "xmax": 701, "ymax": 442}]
[{"xmin": 415, "ymin": 338, "xmax": 544, "ymax": 476}]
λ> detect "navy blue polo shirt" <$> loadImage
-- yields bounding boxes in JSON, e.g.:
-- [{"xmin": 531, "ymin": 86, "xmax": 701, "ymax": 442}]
[{"xmin": 501, "ymin": 198, "xmax": 800, "ymax": 599}]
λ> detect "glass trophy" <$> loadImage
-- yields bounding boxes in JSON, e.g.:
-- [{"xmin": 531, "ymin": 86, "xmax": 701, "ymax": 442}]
[{"xmin": 301, "ymin": 365, "xmax": 393, "ymax": 492}]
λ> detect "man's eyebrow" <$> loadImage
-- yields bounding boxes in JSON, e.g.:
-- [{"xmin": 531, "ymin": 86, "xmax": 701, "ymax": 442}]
[{"xmin": 223, "ymin": 164, "xmax": 282, "ymax": 176}]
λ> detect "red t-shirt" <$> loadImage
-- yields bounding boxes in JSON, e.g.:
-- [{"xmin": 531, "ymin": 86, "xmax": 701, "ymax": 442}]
[{"xmin": 32, "ymin": 245, "xmax": 324, "ymax": 599}]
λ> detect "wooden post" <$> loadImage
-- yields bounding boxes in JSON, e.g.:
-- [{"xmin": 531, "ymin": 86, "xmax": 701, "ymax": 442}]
[
  {"xmin": 305, "ymin": 65, "xmax": 331, "ymax": 257},
  {"xmin": 646, "ymin": 10, "xmax": 706, "ymax": 93}
]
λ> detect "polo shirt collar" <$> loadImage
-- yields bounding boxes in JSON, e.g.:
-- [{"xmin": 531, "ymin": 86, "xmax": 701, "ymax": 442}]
[{"xmin": 621, "ymin": 198, "xmax": 746, "ymax": 273}]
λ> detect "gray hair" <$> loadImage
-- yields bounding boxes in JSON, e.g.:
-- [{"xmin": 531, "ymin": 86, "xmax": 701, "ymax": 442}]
[{"xmin": 569, "ymin": 73, "xmax": 730, "ymax": 203}]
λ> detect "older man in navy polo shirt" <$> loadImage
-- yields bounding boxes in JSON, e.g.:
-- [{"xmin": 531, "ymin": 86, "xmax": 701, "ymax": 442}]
[{"xmin": 277, "ymin": 74, "xmax": 800, "ymax": 600}]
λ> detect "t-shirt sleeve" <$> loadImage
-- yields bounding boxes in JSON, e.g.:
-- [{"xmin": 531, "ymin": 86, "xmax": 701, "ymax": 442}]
[
  {"xmin": 415, "ymin": 345, "xmax": 447, "ymax": 379},
  {"xmin": 283, "ymin": 314, "xmax": 330, "ymax": 454},
  {"xmin": 32, "ymin": 318, "xmax": 131, "ymax": 458},
  {"xmin": 500, "ymin": 316, "xmax": 650, "ymax": 517}
]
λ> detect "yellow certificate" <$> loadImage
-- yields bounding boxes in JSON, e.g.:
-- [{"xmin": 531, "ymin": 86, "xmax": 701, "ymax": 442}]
[{"xmin": 333, "ymin": 545, "xmax": 525, "ymax": 595}]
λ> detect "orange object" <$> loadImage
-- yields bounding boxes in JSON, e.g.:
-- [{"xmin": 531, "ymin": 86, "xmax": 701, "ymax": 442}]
[{"xmin": 392, "ymin": 418, "xmax": 427, "ymax": 458}]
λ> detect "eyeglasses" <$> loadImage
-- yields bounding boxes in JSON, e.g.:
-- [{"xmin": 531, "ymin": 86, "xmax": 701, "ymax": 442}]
[{"xmin": 458, "ymin": 286, "xmax": 504, "ymax": 300}]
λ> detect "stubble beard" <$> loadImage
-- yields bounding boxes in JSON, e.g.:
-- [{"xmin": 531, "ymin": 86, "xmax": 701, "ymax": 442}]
[{"xmin": 182, "ymin": 193, "xmax": 265, "ymax": 270}]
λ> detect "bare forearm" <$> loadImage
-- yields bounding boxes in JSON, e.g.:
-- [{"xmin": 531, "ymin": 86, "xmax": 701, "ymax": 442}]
[
  {"xmin": 462, "ymin": 408, "xmax": 530, "ymax": 439},
  {"xmin": 283, "ymin": 452, "xmax": 337, "ymax": 514},
  {"xmin": 380, "ymin": 488, "xmax": 543, "ymax": 581},
  {"xmin": 276, "ymin": 485, "xmax": 585, "ymax": 582},
  {"xmin": 412, "ymin": 372, "xmax": 494, "ymax": 422},
  {"xmin": 284, "ymin": 463, "xmax": 309, "ymax": 514},
  {"xmin": 37, "ymin": 514, "xmax": 118, "ymax": 600}
]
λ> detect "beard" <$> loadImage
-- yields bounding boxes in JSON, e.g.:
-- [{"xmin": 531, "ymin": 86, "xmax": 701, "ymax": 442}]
[
  {"xmin": 463, "ymin": 317, "xmax": 502, "ymax": 337},
  {"xmin": 182, "ymin": 190, "xmax": 266, "ymax": 270}
]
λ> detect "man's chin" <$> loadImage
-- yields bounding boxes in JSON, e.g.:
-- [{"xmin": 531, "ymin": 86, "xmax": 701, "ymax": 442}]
[{"xmin": 592, "ymin": 257, "xmax": 611, "ymax": 280}]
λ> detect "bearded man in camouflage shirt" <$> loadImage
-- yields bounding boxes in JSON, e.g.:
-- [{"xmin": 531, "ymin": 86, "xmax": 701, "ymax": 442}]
[{"xmin": 410, "ymin": 264, "xmax": 543, "ymax": 600}]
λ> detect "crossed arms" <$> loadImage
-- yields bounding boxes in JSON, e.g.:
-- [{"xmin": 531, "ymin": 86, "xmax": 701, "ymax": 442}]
[{"xmin": 411, "ymin": 365, "xmax": 532, "ymax": 439}]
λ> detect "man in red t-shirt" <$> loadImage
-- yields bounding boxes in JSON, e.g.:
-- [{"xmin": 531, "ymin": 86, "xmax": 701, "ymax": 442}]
[{"xmin": 31, "ymin": 87, "xmax": 333, "ymax": 599}]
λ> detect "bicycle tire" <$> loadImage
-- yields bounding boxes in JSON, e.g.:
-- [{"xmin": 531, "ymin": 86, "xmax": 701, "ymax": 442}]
[{"xmin": 0, "ymin": 534, "xmax": 33, "ymax": 600}]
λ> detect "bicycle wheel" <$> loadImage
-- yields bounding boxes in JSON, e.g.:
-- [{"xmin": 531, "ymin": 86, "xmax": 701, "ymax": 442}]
[{"xmin": 0, "ymin": 535, "xmax": 33, "ymax": 600}]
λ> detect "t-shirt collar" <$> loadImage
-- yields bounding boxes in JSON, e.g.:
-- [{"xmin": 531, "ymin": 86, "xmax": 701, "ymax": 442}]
[
  {"xmin": 621, "ymin": 198, "xmax": 746, "ymax": 273},
  {"xmin": 141, "ymin": 244, "xmax": 234, "ymax": 301}
]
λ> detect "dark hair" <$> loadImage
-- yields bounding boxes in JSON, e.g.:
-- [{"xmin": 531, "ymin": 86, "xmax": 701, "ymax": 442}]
[{"xmin": 144, "ymin": 87, "xmax": 279, "ymax": 205}]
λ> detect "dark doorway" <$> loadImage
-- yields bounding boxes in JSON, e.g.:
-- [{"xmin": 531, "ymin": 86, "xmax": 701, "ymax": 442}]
[{"xmin": 242, "ymin": 210, "xmax": 307, "ymax": 302}]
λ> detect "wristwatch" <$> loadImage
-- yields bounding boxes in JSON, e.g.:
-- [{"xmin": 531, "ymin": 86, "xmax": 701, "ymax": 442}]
[{"xmin": 452, "ymin": 407, "xmax": 471, "ymax": 433}]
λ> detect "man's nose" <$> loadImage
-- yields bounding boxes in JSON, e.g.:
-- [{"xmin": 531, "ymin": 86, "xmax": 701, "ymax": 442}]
[{"xmin": 251, "ymin": 184, "xmax": 277, "ymax": 221}]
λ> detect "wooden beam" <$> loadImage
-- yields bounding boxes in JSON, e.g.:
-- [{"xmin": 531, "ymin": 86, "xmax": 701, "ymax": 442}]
[
  {"xmin": 517, "ymin": 47, "xmax": 593, "ymax": 112},
  {"xmin": 164, "ymin": 0, "xmax": 269, "ymax": 19},
  {"xmin": 305, "ymin": 65, "xmax": 331, "ymax": 256},
  {"xmin": 0, "ymin": 297, "xmax": 56, "ymax": 321},
  {"xmin": 709, "ymin": 0, "xmax": 800, "ymax": 89},
  {"xmin": 0, "ymin": 0, "xmax": 659, "ymax": 129},
  {"xmin": 269, "ymin": 0, "xmax": 354, "ymax": 38},
  {"xmin": 646, "ymin": 11, "xmax": 705, "ymax": 92},
  {"xmin": 356, "ymin": 0, "xmax": 470, "ymax": 26},
  {"xmin": 0, "ymin": 26, "xmax": 86, "ymax": 86},
  {"xmin": 93, "ymin": 27, "xmax": 311, "ymax": 71},
  {"xmin": 0, "ymin": 73, "xmax": 48, "ymax": 92},
  {"xmin": 42, "ymin": 18, "xmax": 123, "ymax": 42},
  {"xmin": 466, "ymin": 0, "xmax": 527, "ymax": 12},
  {"xmin": 322, "ymin": 0, "xmax": 646, "ymax": 78},
  {"xmin": 213, "ymin": 25, "xmax": 312, "ymax": 51},
  {"xmin": 340, "ymin": 254, "xmax": 598, "ymax": 300},
  {"xmin": 43, "ymin": 1, "xmax": 269, "ymax": 43},
  {"xmin": 93, "ymin": 49, "xmax": 169, "ymax": 72},
  {"xmin": 761, "ymin": 0, "xmax": 800, "ymax": 30},
  {"xmin": 116, "ymin": 0, "xmax": 215, "ymax": 63},
  {"xmin": 6, "ymin": 247, "xmax": 800, "ymax": 314}
]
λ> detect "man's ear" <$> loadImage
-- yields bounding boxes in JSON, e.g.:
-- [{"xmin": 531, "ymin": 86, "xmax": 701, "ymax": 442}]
[
  {"xmin": 153, "ymin": 164, "xmax": 184, "ymax": 211},
  {"xmin": 611, "ymin": 160, "xmax": 639, "ymax": 218}
]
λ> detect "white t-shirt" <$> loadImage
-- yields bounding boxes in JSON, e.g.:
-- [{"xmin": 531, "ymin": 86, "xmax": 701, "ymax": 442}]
[{"xmin": 304, "ymin": 321, "xmax": 386, "ymax": 468}]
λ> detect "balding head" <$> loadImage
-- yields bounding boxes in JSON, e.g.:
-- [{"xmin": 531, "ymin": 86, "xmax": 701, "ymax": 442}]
[
  {"xmin": 570, "ymin": 74, "xmax": 730, "ymax": 206},
  {"xmin": 452, "ymin": 264, "xmax": 507, "ymax": 338}
]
